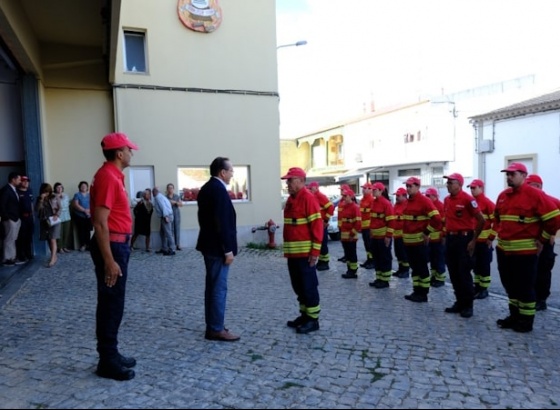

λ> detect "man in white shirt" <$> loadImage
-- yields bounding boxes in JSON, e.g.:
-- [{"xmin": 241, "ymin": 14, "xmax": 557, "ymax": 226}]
[{"xmin": 152, "ymin": 186, "xmax": 176, "ymax": 255}]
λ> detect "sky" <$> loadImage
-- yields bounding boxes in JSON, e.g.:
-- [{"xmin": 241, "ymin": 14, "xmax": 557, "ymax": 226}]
[{"xmin": 276, "ymin": 0, "xmax": 560, "ymax": 138}]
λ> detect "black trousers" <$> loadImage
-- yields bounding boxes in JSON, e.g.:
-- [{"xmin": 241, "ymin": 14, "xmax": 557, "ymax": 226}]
[
  {"xmin": 445, "ymin": 233, "xmax": 475, "ymax": 308},
  {"xmin": 535, "ymin": 241, "xmax": 556, "ymax": 301},
  {"xmin": 90, "ymin": 236, "xmax": 131, "ymax": 361},
  {"xmin": 405, "ymin": 243, "xmax": 430, "ymax": 295}
]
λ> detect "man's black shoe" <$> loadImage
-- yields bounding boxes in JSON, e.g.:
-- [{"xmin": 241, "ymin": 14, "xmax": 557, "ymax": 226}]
[
  {"xmin": 445, "ymin": 303, "xmax": 461, "ymax": 314},
  {"xmin": 118, "ymin": 354, "xmax": 137, "ymax": 368},
  {"xmin": 96, "ymin": 361, "xmax": 135, "ymax": 381},
  {"xmin": 431, "ymin": 280, "xmax": 445, "ymax": 288},
  {"xmin": 3, "ymin": 259, "xmax": 15, "ymax": 266},
  {"xmin": 474, "ymin": 289, "xmax": 489, "ymax": 300},
  {"xmin": 163, "ymin": 250, "xmax": 176, "ymax": 256},
  {"xmin": 535, "ymin": 300, "xmax": 547, "ymax": 311},
  {"xmin": 460, "ymin": 307, "xmax": 473, "ymax": 318},
  {"xmin": 496, "ymin": 316, "xmax": 516, "ymax": 329},
  {"xmin": 337, "ymin": 256, "xmax": 347, "ymax": 263},
  {"xmin": 287, "ymin": 315, "xmax": 307, "ymax": 328},
  {"xmin": 404, "ymin": 292, "xmax": 427, "ymax": 303},
  {"xmin": 155, "ymin": 250, "xmax": 164, "ymax": 254},
  {"xmin": 296, "ymin": 320, "xmax": 319, "ymax": 334},
  {"xmin": 396, "ymin": 271, "xmax": 410, "ymax": 279}
]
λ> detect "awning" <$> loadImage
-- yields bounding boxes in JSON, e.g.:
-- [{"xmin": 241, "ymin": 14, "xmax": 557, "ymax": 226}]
[
  {"xmin": 336, "ymin": 166, "xmax": 383, "ymax": 183},
  {"xmin": 305, "ymin": 175, "xmax": 337, "ymax": 185}
]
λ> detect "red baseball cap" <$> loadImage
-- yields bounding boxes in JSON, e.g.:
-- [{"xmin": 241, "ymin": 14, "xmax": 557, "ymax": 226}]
[
  {"xmin": 371, "ymin": 182, "xmax": 385, "ymax": 191},
  {"xmin": 307, "ymin": 181, "xmax": 319, "ymax": 189},
  {"xmin": 425, "ymin": 187, "xmax": 438, "ymax": 196},
  {"xmin": 342, "ymin": 188, "xmax": 355, "ymax": 197},
  {"xmin": 361, "ymin": 182, "xmax": 374, "ymax": 189},
  {"xmin": 281, "ymin": 167, "xmax": 306, "ymax": 179},
  {"xmin": 21, "ymin": 176, "xmax": 30, "ymax": 181},
  {"xmin": 404, "ymin": 177, "xmax": 421, "ymax": 186},
  {"xmin": 393, "ymin": 187, "xmax": 407, "ymax": 196},
  {"xmin": 467, "ymin": 179, "xmax": 484, "ymax": 188},
  {"xmin": 444, "ymin": 173, "xmax": 464, "ymax": 186},
  {"xmin": 501, "ymin": 162, "xmax": 528, "ymax": 173},
  {"xmin": 340, "ymin": 184, "xmax": 350, "ymax": 191},
  {"xmin": 101, "ymin": 132, "xmax": 139, "ymax": 151},
  {"xmin": 525, "ymin": 174, "xmax": 543, "ymax": 185}
]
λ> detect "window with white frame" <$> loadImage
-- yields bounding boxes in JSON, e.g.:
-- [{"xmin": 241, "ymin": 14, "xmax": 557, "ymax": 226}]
[
  {"xmin": 123, "ymin": 30, "xmax": 147, "ymax": 73},
  {"xmin": 177, "ymin": 165, "xmax": 250, "ymax": 203}
]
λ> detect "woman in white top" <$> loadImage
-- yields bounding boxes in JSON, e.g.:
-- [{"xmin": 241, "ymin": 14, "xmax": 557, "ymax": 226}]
[{"xmin": 54, "ymin": 182, "xmax": 72, "ymax": 253}]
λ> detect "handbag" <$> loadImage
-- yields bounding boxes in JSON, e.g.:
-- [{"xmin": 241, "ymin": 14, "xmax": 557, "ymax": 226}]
[{"xmin": 47, "ymin": 216, "xmax": 61, "ymax": 227}]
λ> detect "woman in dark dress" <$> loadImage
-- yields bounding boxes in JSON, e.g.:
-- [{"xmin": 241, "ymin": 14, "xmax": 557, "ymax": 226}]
[{"xmin": 131, "ymin": 188, "xmax": 153, "ymax": 252}]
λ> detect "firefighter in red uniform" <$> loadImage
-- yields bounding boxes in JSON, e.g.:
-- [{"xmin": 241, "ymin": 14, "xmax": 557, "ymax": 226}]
[
  {"xmin": 281, "ymin": 167, "xmax": 324, "ymax": 334},
  {"xmin": 442, "ymin": 173, "xmax": 484, "ymax": 318},
  {"xmin": 368, "ymin": 182, "xmax": 395, "ymax": 288},
  {"xmin": 339, "ymin": 188, "xmax": 362, "ymax": 278},
  {"xmin": 466, "ymin": 178, "xmax": 495, "ymax": 300},
  {"xmin": 402, "ymin": 177, "xmax": 442, "ymax": 302},
  {"xmin": 336, "ymin": 184, "xmax": 352, "ymax": 262},
  {"xmin": 359, "ymin": 182, "xmax": 375, "ymax": 269},
  {"xmin": 525, "ymin": 174, "xmax": 560, "ymax": 311},
  {"xmin": 494, "ymin": 163, "xmax": 560, "ymax": 332},
  {"xmin": 424, "ymin": 187, "xmax": 446, "ymax": 288},
  {"xmin": 392, "ymin": 187, "xmax": 410, "ymax": 278},
  {"xmin": 307, "ymin": 181, "xmax": 334, "ymax": 271}
]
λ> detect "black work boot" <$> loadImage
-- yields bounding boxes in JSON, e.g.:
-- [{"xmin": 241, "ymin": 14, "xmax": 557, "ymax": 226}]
[
  {"xmin": 497, "ymin": 305, "xmax": 519, "ymax": 329},
  {"xmin": 316, "ymin": 261, "xmax": 330, "ymax": 271},
  {"xmin": 287, "ymin": 314, "xmax": 308, "ymax": 328},
  {"xmin": 513, "ymin": 315, "xmax": 534, "ymax": 333},
  {"xmin": 341, "ymin": 269, "xmax": 358, "ymax": 279},
  {"xmin": 296, "ymin": 319, "xmax": 319, "ymax": 334}
]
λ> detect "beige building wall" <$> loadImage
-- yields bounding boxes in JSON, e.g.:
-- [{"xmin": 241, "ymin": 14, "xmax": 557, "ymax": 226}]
[{"xmin": 1, "ymin": 0, "xmax": 282, "ymax": 248}]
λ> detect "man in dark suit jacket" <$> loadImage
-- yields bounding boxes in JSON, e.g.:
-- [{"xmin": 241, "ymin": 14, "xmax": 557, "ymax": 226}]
[
  {"xmin": 0, "ymin": 172, "xmax": 22, "ymax": 265},
  {"xmin": 196, "ymin": 156, "xmax": 239, "ymax": 342}
]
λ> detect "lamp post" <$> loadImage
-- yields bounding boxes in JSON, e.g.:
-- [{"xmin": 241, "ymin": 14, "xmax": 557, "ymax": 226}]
[{"xmin": 276, "ymin": 40, "xmax": 307, "ymax": 49}]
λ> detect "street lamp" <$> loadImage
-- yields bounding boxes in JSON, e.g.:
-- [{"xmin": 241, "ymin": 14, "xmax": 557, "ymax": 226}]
[{"xmin": 276, "ymin": 40, "xmax": 307, "ymax": 49}]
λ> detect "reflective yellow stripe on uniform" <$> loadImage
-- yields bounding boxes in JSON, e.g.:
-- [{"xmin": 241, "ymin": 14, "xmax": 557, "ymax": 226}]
[
  {"xmin": 283, "ymin": 240, "xmax": 314, "ymax": 254},
  {"xmin": 402, "ymin": 215, "xmax": 430, "ymax": 221},
  {"xmin": 497, "ymin": 238, "xmax": 538, "ymax": 252},
  {"xmin": 499, "ymin": 215, "xmax": 540, "ymax": 224}
]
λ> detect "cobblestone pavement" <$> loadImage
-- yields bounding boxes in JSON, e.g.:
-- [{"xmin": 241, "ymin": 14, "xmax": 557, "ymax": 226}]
[{"xmin": 1, "ymin": 241, "xmax": 560, "ymax": 409}]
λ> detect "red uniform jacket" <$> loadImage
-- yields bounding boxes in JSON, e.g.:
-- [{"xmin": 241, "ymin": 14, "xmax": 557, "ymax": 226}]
[
  {"xmin": 339, "ymin": 201, "xmax": 361, "ymax": 242},
  {"xmin": 402, "ymin": 193, "xmax": 442, "ymax": 246},
  {"xmin": 493, "ymin": 184, "xmax": 560, "ymax": 254},
  {"xmin": 473, "ymin": 193, "xmax": 495, "ymax": 242},
  {"xmin": 359, "ymin": 193, "xmax": 375, "ymax": 230},
  {"xmin": 369, "ymin": 195, "xmax": 395, "ymax": 239},
  {"xmin": 283, "ymin": 188, "xmax": 324, "ymax": 258},
  {"xmin": 393, "ymin": 199, "xmax": 407, "ymax": 239}
]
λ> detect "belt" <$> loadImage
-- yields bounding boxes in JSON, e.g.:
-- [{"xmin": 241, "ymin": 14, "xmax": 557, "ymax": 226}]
[
  {"xmin": 109, "ymin": 232, "xmax": 131, "ymax": 243},
  {"xmin": 447, "ymin": 230, "xmax": 473, "ymax": 236}
]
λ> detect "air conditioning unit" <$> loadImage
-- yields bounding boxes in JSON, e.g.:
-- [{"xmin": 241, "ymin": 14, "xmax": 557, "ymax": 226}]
[{"xmin": 479, "ymin": 140, "xmax": 494, "ymax": 153}]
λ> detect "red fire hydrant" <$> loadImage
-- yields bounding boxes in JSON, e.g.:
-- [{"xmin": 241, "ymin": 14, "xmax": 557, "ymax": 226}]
[
  {"xmin": 265, "ymin": 219, "xmax": 279, "ymax": 249},
  {"xmin": 251, "ymin": 219, "xmax": 280, "ymax": 249}
]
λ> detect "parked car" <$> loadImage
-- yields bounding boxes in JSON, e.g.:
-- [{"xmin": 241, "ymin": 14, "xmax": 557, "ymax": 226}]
[{"xmin": 327, "ymin": 198, "xmax": 340, "ymax": 240}]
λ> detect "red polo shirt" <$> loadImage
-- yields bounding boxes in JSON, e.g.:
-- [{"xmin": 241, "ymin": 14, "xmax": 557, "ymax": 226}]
[
  {"xmin": 90, "ymin": 161, "xmax": 132, "ymax": 234},
  {"xmin": 443, "ymin": 190, "xmax": 481, "ymax": 232}
]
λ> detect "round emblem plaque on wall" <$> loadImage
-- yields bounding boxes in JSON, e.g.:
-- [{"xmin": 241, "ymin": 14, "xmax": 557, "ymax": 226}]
[{"xmin": 177, "ymin": 0, "xmax": 223, "ymax": 33}]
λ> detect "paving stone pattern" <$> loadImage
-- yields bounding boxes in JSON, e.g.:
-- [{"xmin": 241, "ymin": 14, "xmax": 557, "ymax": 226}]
[{"xmin": 1, "ymin": 242, "xmax": 560, "ymax": 409}]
